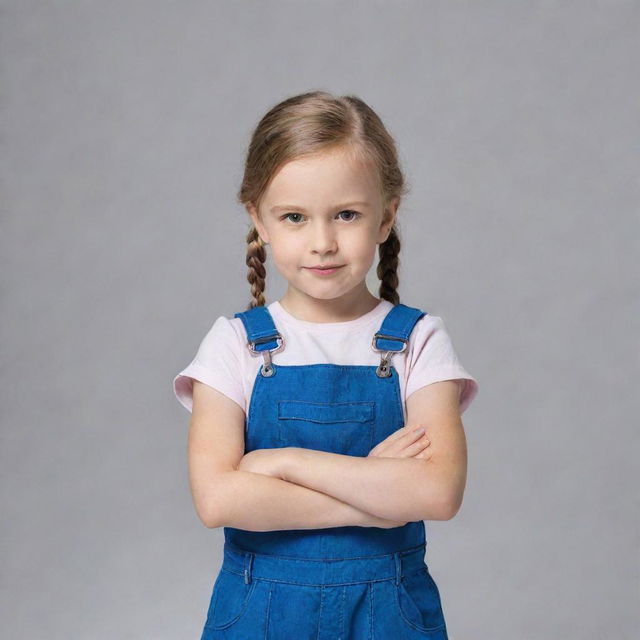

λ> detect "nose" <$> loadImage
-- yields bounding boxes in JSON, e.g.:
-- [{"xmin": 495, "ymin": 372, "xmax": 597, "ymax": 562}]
[{"xmin": 309, "ymin": 220, "xmax": 338, "ymax": 254}]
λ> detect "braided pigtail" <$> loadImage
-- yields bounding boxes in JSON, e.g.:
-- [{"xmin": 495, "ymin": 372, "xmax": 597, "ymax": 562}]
[
  {"xmin": 377, "ymin": 225, "xmax": 401, "ymax": 306},
  {"xmin": 245, "ymin": 225, "xmax": 267, "ymax": 309}
]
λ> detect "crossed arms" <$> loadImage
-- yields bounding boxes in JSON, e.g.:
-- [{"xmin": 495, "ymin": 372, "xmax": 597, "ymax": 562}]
[{"xmin": 188, "ymin": 380, "xmax": 467, "ymax": 530}]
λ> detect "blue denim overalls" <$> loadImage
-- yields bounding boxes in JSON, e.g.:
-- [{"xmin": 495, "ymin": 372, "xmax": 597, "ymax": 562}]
[{"xmin": 200, "ymin": 303, "xmax": 449, "ymax": 639}]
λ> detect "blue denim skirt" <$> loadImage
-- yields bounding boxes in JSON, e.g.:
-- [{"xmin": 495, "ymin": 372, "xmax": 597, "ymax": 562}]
[{"xmin": 200, "ymin": 542, "xmax": 449, "ymax": 639}]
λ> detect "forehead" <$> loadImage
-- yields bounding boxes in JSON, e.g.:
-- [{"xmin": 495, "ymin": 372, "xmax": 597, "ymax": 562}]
[{"xmin": 264, "ymin": 148, "xmax": 381, "ymax": 204}]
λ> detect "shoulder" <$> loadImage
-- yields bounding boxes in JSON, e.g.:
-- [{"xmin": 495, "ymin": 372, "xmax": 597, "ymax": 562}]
[
  {"xmin": 377, "ymin": 302, "xmax": 450, "ymax": 355},
  {"xmin": 408, "ymin": 313, "xmax": 462, "ymax": 360},
  {"xmin": 402, "ymin": 308, "xmax": 479, "ymax": 414},
  {"xmin": 406, "ymin": 311, "xmax": 450, "ymax": 351},
  {"xmin": 412, "ymin": 311, "xmax": 447, "ymax": 334},
  {"xmin": 403, "ymin": 309, "xmax": 464, "ymax": 372},
  {"xmin": 196, "ymin": 314, "xmax": 248, "ymax": 361},
  {"xmin": 201, "ymin": 314, "xmax": 237, "ymax": 340},
  {"xmin": 173, "ymin": 313, "xmax": 250, "ymax": 415}
]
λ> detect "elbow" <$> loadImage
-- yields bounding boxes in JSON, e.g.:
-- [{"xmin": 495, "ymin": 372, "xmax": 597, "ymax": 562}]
[
  {"xmin": 415, "ymin": 465, "xmax": 465, "ymax": 521},
  {"xmin": 201, "ymin": 509, "xmax": 222, "ymax": 529},
  {"xmin": 439, "ymin": 503, "xmax": 458, "ymax": 522},
  {"xmin": 431, "ymin": 465, "xmax": 466, "ymax": 521},
  {"xmin": 203, "ymin": 501, "xmax": 232, "ymax": 529},
  {"xmin": 203, "ymin": 488, "xmax": 233, "ymax": 529},
  {"xmin": 429, "ymin": 498, "xmax": 457, "ymax": 522},
  {"xmin": 440, "ymin": 490, "xmax": 464, "ymax": 521},
  {"xmin": 195, "ymin": 501, "xmax": 222, "ymax": 529},
  {"xmin": 418, "ymin": 489, "xmax": 463, "ymax": 522},
  {"xmin": 195, "ymin": 472, "xmax": 234, "ymax": 529},
  {"xmin": 206, "ymin": 518, "xmax": 223, "ymax": 530}
]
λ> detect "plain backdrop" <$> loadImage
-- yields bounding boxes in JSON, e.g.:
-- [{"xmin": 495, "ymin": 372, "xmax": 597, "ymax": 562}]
[{"xmin": 1, "ymin": 2, "xmax": 638, "ymax": 639}]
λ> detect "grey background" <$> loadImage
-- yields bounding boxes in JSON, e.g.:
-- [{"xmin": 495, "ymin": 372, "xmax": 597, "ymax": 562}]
[{"xmin": 1, "ymin": 1, "xmax": 638, "ymax": 639}]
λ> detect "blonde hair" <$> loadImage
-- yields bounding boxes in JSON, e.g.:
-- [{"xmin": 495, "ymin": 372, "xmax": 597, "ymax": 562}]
[{"xmin": 237, "ymin": 90, "xmax": 410, "ymax": 309}]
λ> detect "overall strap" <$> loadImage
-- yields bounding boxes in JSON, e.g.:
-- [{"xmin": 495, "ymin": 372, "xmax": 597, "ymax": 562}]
[
  {"xmin": 233, "ymin": 306, "xmax": 284, "ymax": 377},
  {"xmin": 372, "ymin": 303, "xmax": 427, "ymax": 377},
  {"xmin": 373, "ymin": 303, "xmax": 426, "ymax": 351}
]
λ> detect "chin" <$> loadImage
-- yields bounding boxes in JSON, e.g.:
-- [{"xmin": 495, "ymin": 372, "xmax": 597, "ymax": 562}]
[
  {"xmin": 302, "ymin": 290, "xmax": 342, "ymax": 301},
  {"xmin": 292, "ymin": 284, "xmax": 344, "ymax": 300}
]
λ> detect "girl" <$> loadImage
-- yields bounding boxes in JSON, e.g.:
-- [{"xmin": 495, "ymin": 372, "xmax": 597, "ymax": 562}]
[{"xmin": 173, "ymin": 90, "xmax": 478, "ymax": 640}]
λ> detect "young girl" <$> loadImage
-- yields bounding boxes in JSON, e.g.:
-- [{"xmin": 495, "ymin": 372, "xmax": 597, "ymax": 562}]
[{"xmin": 173, "ymin": 91, "xmax": 478, "ymax": 640}]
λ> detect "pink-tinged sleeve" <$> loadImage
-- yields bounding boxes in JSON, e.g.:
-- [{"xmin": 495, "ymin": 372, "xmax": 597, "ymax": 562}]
[
  {"xmin": 405, "ymin": 315, "xmax": 479, "ymax": 415},
  {"xmin": 172, "ymin": 316, "xmax": 246, "ymax": 415}
]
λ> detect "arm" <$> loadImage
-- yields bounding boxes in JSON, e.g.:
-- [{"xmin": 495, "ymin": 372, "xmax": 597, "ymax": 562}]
[
  {"xmin": 188, "ymin": 380, "xmax": 404, "ymax": 531},
  {"xmin": 281, "ymin": 449, "xmax": 448, "ymax": 522},
  {"xmin": 208, "ymin": 469, "xmax": 405, "ymax": 531},
  {"xmin": 278, "ymin": 381, "xmax": 467, "ymax": 522}
]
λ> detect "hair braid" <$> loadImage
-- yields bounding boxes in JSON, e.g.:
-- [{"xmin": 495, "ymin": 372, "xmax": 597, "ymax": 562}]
[
  {"xmin": 377, "ymin": 225, "xmax": 401, "ymax": 306},
  {"xmin": 245, "ymin": 225, "xmax": 267, "ymax": 309}
]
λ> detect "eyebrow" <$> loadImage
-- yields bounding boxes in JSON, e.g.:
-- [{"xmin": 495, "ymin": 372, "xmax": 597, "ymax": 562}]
[{"xmin": 270, "ymin": 201, "xmax": 371, "ymax": 214}]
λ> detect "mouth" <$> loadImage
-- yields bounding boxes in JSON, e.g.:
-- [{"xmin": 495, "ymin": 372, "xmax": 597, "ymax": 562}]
[{"xmin": 305, "ymin": 265, "xmax": 344, "ymax": 275}]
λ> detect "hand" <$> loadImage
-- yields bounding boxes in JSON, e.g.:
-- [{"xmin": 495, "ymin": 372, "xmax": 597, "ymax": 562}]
[
  {"xmin": 236, "ymin": 448, "xmax": 287, "ymax": 478},
  {"xmin": 368, "ymin": 425, "xmax": 432, "ymax": 461},
  {"xmin": 365, "ymin": 426, "xmax": 430, "ymax": 528}
]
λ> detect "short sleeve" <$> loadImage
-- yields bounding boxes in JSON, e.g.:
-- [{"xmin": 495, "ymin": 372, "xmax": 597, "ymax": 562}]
[
  {"xmin": 172, "ymin": 316, "xmax": 246, "ymax": 414},
  {"xmin": 405, "ymin": 315, "xmax": 479, "ymax": 415}
]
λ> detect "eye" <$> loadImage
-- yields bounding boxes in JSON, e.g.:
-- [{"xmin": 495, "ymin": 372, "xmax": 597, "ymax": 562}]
[
  {"xmin": 282, "ymin": 212, "xmax": 305, "ymax": 224},
  {"xmin": 338, "ymin": 209, "xmax": 361, "ymax": 222},
  {"xmin": 280, "ymin": 210, "xmax": 362, "ymax": 225}
]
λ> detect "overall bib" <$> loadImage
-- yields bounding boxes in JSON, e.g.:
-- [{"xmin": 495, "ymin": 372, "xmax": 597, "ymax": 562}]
[{"xmin": 200, "ymin": 303, "xmax": 449, "ymax": 639}]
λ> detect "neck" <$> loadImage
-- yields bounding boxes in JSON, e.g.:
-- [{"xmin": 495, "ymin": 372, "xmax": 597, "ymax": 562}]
[{"xmin": 279, "ymin": 288, "xmax": 381, "ymax": 323}]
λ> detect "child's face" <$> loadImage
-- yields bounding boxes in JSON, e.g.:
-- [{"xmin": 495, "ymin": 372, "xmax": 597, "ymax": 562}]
[{"xmin": 247, "ymin": 146, "xmax": 398, "ymax": 306}]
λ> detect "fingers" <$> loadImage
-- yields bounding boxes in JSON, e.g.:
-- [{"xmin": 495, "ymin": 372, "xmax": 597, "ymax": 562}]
[
  {"xmin": 416, "ymin": 446, "xmax": 433, "ymax": 460},
  {"xmin": 387, "ymin": 425, "xmax": 424, "ymax": 443},
  {"xmin": 369, "ymin": 425, "xmax": 432, "ymax": 459},
  {"xmin": 406, "ymin": 434, "xmax": 431, "ymax": 455}
]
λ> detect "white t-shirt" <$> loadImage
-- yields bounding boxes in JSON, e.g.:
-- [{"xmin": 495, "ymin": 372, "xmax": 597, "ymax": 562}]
[{"xmin": 173, "ymin": 299, "xmax": 479, "ymax": 423}]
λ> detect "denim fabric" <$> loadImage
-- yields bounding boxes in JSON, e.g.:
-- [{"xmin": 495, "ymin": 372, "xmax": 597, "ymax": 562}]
[{"xmin": 200, "ymin": 304, "xmax": 449, "ymax": 639}]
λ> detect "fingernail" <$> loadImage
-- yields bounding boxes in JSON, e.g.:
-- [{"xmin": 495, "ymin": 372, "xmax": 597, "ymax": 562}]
[{"xmin": 413, "ymin": 427, "xmax": 425, "ymax": 434}]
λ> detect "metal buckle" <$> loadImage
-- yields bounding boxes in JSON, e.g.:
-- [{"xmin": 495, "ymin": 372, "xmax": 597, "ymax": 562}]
[
  {"xmin": 247, "ymin": 334, "xmax": 285, "ymax": 356},
  {"xmin": 260, "ymin": 349, "xmax": 275, "ymax": 377},
  {"xmin": 371, "ymin": 332, "xmax": 408, "ymax": 354},
  {"xmin": 376, "ymin": 351, "xmax": 394, "ymax": 377},
  {"xmin": 247, "ymin": 334, "xmax": 285, "ymax": 377},
  {"xmin": 371, "ymin": 333, "xmax": 407, "ymax": 378}
]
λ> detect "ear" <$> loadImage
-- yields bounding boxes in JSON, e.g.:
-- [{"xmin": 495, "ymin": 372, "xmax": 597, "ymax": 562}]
[
  {"xmin": 377, "ymin": 197, "xmax": 400, "ymax": 244},
  {"xmin": 246, "ymin": 203, "xmax": 270, "ymax": 244}
]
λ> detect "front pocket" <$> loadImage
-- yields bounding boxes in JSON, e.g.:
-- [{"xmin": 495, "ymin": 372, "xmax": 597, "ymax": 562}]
[
  {"xmin": 204, "ymin": 568, "xmax": 258, "ymax": 630},
  {"xmin": 394, "ymin": 567, "xmax": 447, "ymax": 634},
  {"xmin": 277, "ymin": 400, "xmax": 375, "ymax": 456}
]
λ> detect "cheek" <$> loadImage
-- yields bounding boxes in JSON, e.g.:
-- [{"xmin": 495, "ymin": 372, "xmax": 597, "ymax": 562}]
[
  {"xmin": 350, "ymin": 235, "xmax": 378, "ymax": 262},
  {"xmin": 270, "ymin": 239, "xmax": 298, "ymax": 267}
]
